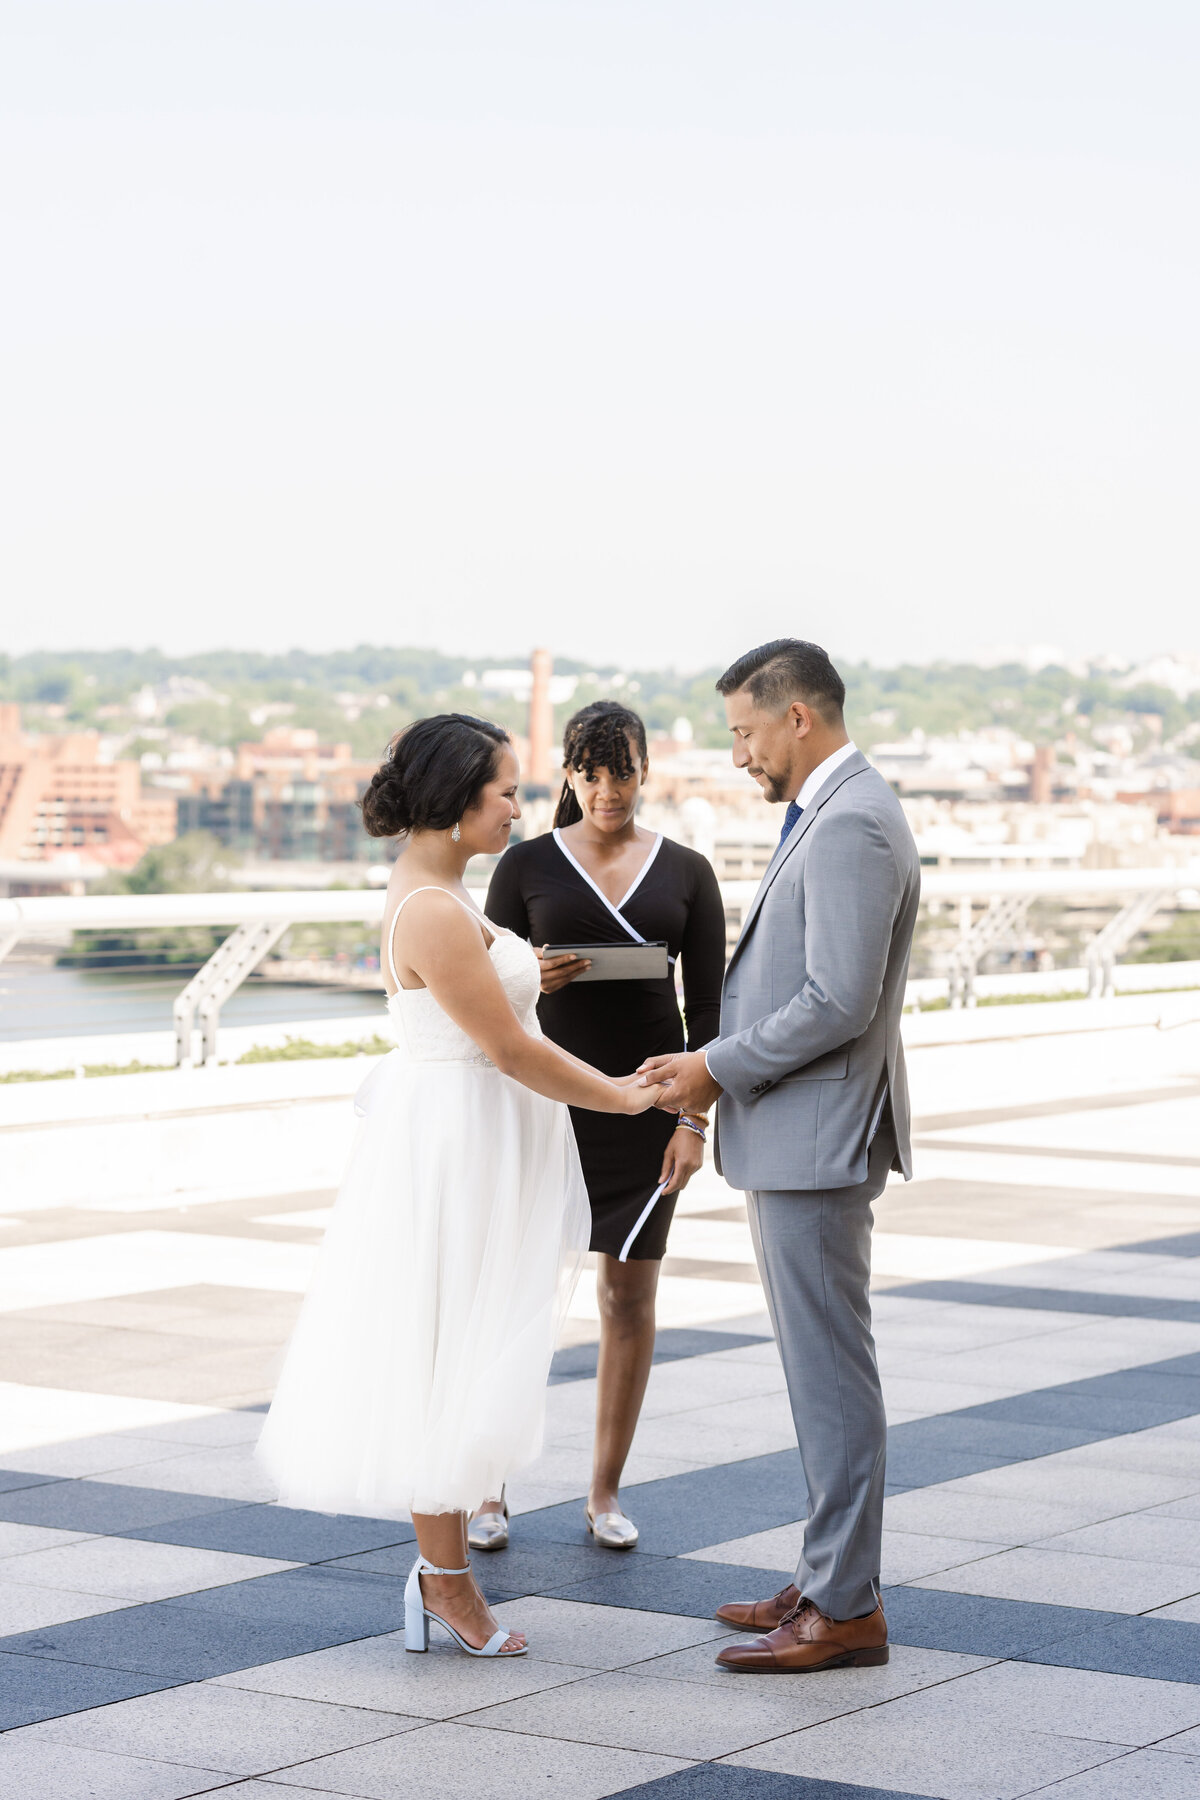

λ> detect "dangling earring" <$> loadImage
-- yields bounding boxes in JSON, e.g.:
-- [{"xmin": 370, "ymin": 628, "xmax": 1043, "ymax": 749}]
[{"xmin": 451, "ymin": 821, "xmax": 461, "ymax": 843}]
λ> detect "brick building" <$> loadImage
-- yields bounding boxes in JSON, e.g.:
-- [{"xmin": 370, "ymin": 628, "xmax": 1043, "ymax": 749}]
[
  {"xmin": 0, "ymin": 705, "xmax": 177, "ymax": 869},
  {"xmin": 176, "ymin": 727, "xmax": 377, "ymax": 862}
]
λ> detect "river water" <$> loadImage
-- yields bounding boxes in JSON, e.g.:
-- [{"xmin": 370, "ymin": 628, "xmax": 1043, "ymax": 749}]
[{"xmin": 0, "ymin": 962, "xmax": 383, "ymax": 1042}]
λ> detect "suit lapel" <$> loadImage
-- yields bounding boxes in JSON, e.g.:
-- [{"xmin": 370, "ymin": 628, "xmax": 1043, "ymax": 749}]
[{"xmin": 725, "ymin": 752, "xmax": 872, "ymax": 977}]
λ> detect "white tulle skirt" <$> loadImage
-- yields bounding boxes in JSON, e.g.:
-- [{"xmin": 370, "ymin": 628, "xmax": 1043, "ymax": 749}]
[{"xmin": 257, "ymin": 1051, "xmax": 590, "ymax": 1518}]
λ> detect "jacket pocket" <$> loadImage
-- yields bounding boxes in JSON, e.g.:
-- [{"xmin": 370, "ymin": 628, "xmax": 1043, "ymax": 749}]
[{"xmin": 775, "ymin": 1047, "xmax": 850, "ymax": 1083}]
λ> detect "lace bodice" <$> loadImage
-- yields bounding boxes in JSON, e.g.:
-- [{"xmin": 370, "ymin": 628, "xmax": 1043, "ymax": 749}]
[{"xmin": 385, "ymin": 921, "xmax": 542, "ymax": 1067}]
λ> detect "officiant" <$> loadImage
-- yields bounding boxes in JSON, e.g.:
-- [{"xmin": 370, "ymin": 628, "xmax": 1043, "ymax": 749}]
[{"xmin": 476, "ymin": 699, "xmax": 725, "ymax": 1550}]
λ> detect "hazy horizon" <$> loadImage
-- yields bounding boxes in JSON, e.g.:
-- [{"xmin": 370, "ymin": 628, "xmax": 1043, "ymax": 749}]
[{"xmin": 3, "ymin": 2, "xmax": 1197, "ymax": 669}]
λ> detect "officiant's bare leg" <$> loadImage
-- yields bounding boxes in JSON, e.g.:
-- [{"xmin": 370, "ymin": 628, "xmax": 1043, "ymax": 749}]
[
  {"xmin": 411, "ymin": 1510, "xmax": 525, "ymax": 1650},
  {"xmin": 589, "ymin": 1254, "xmax": 660, "ymax": 1514}
]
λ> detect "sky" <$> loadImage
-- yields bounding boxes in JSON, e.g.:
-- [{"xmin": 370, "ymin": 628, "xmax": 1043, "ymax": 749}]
[{"xmin": 2, "ymin": 1, "xmax": 1197, "ymax": 672}]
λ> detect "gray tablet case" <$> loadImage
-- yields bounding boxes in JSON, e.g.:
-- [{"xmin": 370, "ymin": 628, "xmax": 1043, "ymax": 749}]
[{"xmin": 543, "ymin": 942, "xmax": 670, "ymax": 982}]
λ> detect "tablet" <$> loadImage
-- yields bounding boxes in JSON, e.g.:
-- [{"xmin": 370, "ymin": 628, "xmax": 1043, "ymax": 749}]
[{"xmin": 543, "ymin": 942, "xmax": 670, "ymax": 982}]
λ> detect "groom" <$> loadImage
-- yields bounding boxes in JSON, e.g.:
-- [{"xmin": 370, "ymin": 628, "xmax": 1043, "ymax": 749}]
[{"xmin": 640, "ymin": 638, "xmax": 920, "ymax": 1672}]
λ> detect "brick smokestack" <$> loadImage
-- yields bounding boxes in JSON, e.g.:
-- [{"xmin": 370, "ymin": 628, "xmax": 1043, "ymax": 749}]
[
  {"xmin": 528, "ymin": 648, "xmax": 554, "ymax": 789},
  {"xmin": 1030, "ymin": 743, "xmax": 1054, "ymax": 805}
]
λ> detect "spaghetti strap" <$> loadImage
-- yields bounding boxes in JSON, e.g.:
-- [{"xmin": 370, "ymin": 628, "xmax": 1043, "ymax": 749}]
[{"xmin": 385, "ymin": 886, "xmax": 496, "ymax": 990}]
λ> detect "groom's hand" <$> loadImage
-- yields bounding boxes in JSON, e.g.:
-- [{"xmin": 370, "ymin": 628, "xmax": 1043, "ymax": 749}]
[{"xmin": 638, "ymin": 1050, "xmax": 722, "ymax": 1114}]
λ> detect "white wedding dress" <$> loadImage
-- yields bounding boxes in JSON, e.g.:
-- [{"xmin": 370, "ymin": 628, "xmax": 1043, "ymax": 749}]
[{"xmin": 258, "ymin": 889, "xmax": 590, "ymax": 1518}]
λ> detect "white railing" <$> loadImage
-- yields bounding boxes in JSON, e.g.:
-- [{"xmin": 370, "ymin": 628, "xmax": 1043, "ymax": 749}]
[{"xmin": 3, "ymin": 864, "xmax": 1199, "ymax": 1066}]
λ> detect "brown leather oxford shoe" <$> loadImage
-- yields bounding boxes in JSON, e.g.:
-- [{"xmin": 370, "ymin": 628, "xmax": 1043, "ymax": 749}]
[
  {"xmin": 714, "ymin": 1581, "xmax": 802, "ymax": 1633},
  {"xmin": 715, "ymin": 1595, "xmax": 888, "ymax": 1673}
]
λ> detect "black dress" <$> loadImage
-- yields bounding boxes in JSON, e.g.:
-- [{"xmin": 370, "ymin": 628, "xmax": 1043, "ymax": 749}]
[{"xmin": 485, "ymin": 829, "xmax": 726, "ymax": 1259}]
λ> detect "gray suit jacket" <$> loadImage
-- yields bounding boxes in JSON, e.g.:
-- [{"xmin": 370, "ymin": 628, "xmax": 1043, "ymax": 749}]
[{"xmin": 706, "ymin": 751, "xmax": 920, "ymax": 1193}]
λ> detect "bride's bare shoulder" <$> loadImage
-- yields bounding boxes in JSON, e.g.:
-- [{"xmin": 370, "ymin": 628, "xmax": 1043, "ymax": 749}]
[{"xmin": 392, "ymin": 887, "xmax": 490, "ymax": 949}]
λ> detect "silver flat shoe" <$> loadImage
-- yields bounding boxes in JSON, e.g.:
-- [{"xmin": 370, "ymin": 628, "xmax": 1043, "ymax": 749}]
[
  {"xmin": 468, "ymin": 1489, "xmax": 509, "ymax": 1552},
  {"xmin": 586, "ymin": 1504, "xmax": 639, "ymax": 1550}
]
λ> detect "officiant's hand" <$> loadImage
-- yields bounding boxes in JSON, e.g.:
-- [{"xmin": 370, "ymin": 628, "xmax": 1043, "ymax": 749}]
[
  {"xmin": 659, "ymin": 1122, "xmax": 705, "ymax": 1194},
  {"xmin": 638, "ymin": 1050, "xmax": 722, "ymax": 1115},
  {"xmin": 534, "ymin": 947, "xmax": 591, "ymax": 994}
]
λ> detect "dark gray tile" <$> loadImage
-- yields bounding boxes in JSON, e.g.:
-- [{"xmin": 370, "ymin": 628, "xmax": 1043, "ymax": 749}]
[
  {"xmin": 126, "ymin": 1502, "xmax": 415, "ymax": 1562},
  {"xmin": 0, "ymin": 1598, "xmax": 351, "ymax": 1680},
  {"xmin": 1119, "ymin": 1229, "xmax": 1200, "ymax": 1258},
  {"xmin": 609, "ymin": 1770, "xmax": 940, "ymax": 1799},
  {"xmin": 891, "ymin": 1415, "xmax": 1097, "ymax": 1460},
  {"xmin": 0, "ymin": 1469, "xmax": 60, "ymax": 1495},
  {"xmin": 880, "ymin": 1585, "xmax": 1116, "ymax": 1660},
  {"xmin": 884, "ymin": 1278, "xmax": 1200, "ymax": 1326},
  {"xmin": 549, "ymin": 1327, "xmax": 770, "ymax": 1385},
  {"xmin": 1019, "ymin": 1614, "xmax": 1200, "ymax": 1685},
  {"xmin": 881, "ymin": 1446, "xmax": 1015, "ymax": 1490},
  {"xmin": 0, "ymin": 1477, "xmax": 241, "ymax": 1535},
  {"xmin": 547, "ymin": 1558, "xmax": 790, "ymax": 1620},
  {"xmin": 0, "ymin": 1652, "xmax": 179, "ymax": 1731},
  {"xmin": 521, "ymin": 1451, "xmax": 809, "ymax": 1557},
  {"xmin": 963, "ymin": 1392, "xmax": 1195, "ymax": 1433},
  {"xmin": 169, "ymin": 1566, "xmax": 409, "ymax": 1637},
  {"xmin": 333, "ymin": 1537, "xmax": 610, "ymax": 1597}
]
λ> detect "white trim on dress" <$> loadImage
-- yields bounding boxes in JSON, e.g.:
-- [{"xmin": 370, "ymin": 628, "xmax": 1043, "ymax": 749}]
[{"xmin": 550, "ymin": 828, "xmax": 665, "ymax": 948}]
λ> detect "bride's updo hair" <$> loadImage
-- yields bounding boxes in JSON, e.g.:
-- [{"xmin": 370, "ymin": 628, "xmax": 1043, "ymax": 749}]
[{"xmin": 360, "ymin": 713, "xmax": 511, "ymax": 839}]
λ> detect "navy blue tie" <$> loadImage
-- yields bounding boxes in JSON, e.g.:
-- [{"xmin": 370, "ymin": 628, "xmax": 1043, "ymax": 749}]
[{"xmin": 778, "ymin": 800, "xmax": 802, "ymax": 849}]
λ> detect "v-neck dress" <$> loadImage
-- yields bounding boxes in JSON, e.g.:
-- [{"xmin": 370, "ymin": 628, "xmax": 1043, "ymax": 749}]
[{"xmin": 485, "ymin": 831, "xmax": 726, "ymax": 1258}]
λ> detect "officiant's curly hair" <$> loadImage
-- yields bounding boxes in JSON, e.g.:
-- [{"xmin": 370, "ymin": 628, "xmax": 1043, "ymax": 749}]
[
  {"xmin": 360, "ymin": 713, "xmax": 509, "ymax": 838},
  {"xmin": 553, "ymin": 700, "xmax": 648, "ymax": 829}
]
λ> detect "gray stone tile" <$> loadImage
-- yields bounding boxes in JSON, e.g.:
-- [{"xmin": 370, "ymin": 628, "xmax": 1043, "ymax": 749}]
[
  {"xmin": 942, "ymin": 1462, "xmax": 1200, "ymax": 1511},
  {"xmin": 270, "ymin": 1720, "xmax": 688, "ymax": 1798},
  {"xmin": 126, "ymin": 1410, "xmax": 268, "ymax": 1449},
  {"xmin": 0, "ymin": 1576, "xmax": 136, "ymax": 1633},
  {"xmin": 1150, "ymin": 1493, "xmax": 1200, "ymax": 1523},
  {"xmin": 1147, "ymin": 1594, "xmax": 1200, "ymax": 1622},
  {"xmin": 215, "ymin": 1634, "xmax": 599, "ymax": 1720},
  {"xmin": 725, "ymin": 1703, "xmax": 1127, "ymax": 1799},
  {"xmin": 93, "ymin": 1448, "xmax": 278, "ymax": 1503},
  {"xmin": 466, "ymin": 1666, "xmax": 807, "ymax": 1759},
  {"xmin": 18, "ymin": 1681, "xmax": 423, "ymax": 1774},
  {"xmin": 892, "ymin": 1659, "xmax": 1200, "ymax": 1746},
  {"xmin": 626, "ymin": 1638, "xmax": 992, "ymax": 1705},
  {"xmin": 685, "ymin": 1522, "xmax": 997, "ymax": 1584},
  {"xmin": 0, "ymin": 1535, "xmax": 297, "ymax": 1602},
  {"xmin": 181, "ymin": 1787, "xmax": 346, "ymax": 1799},
  {"xmin": 882, "ymin": 1487, "xmax": 1108, "ymax": 1544},
  {"xmin": 488, "ymin": 1597, "xmax": 734, "ymax": 1669},
  {"xmin": 0, "ymin": 1734, "xmax": 222, "ymax": 1798},
  {"xmin": 1038, "ymin": 1513, "xmax": 1200, "ymax": 1567},
  {"xmin": 0, "ymin": 1521, "xmax": 94, "ymax": 1556},
  {"xmin": 1028, "ymin": 1748, "xmax": 1200, "ymax": 1797},
  {"xmin": 912, "ymin": 1546, "xmax": 1200, "ymax": 1614},
  {"xmin": 1160, "ymin": 1722, "xmax": 1200, "ymax": 1754},
  {"xmin": 0, "ymin": 1433, "xmax": 194, "ymax": 1481}
]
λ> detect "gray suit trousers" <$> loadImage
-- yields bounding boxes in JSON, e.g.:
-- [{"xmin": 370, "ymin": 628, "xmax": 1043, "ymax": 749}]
[{"xmin": 746, "ymin": 1122, "xmax": 894, "ymax": 1620}]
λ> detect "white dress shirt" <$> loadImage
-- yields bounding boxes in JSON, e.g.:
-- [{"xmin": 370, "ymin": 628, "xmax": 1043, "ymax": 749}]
[
  {"xmin": 701, "ymin": 741, "xmax": 859, "ymax": 1088},
  {"xmin": 794, "ymin": 739, "xmax": 858, "ymax": 812}
]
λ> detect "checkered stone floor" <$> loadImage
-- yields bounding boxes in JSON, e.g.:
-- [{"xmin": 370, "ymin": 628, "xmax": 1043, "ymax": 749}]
[{"xmin": 2, "ymin": 1018, "xmax": 1200, "ymax": 1798}]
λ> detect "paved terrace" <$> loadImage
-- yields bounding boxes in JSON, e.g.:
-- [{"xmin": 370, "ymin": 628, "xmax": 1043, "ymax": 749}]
[{"xmin": 1, "ymin": 1007, "xmax": 1199, "ymax": 1799}]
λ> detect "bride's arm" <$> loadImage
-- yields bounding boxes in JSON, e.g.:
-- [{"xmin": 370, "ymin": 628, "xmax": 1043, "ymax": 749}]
[{"xmin": 400, "ymin": 893, "xmax": 654, "ymax": 1115}]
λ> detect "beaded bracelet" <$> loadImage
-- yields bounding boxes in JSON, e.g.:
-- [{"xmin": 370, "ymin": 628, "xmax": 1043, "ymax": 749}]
[{"xmin": 675, "ymin": 1115, "xmax": 707, "ymax": 1142}]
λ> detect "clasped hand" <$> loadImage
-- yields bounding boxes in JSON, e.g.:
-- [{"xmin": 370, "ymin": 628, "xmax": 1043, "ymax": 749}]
[{"xmin": 635, "ymin": 1049, "xmax": 723, "ymax": 1115}]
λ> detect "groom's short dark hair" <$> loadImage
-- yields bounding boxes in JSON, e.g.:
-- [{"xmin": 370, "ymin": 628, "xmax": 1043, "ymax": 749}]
[{"xmin": 716, "ymin": 639, "xmax": 846, "ymax": 722}]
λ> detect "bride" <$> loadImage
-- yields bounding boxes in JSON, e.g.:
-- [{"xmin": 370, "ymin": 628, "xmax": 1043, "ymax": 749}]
[{"xmin": 258, "ymin": 713, "xmax": 657, "ymax": 1659}]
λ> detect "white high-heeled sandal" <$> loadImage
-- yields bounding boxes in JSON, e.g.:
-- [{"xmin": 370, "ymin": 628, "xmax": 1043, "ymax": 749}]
[{"xmin": 403, "ymin": 1555, "xmax": 527, "ymax": 1657}]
